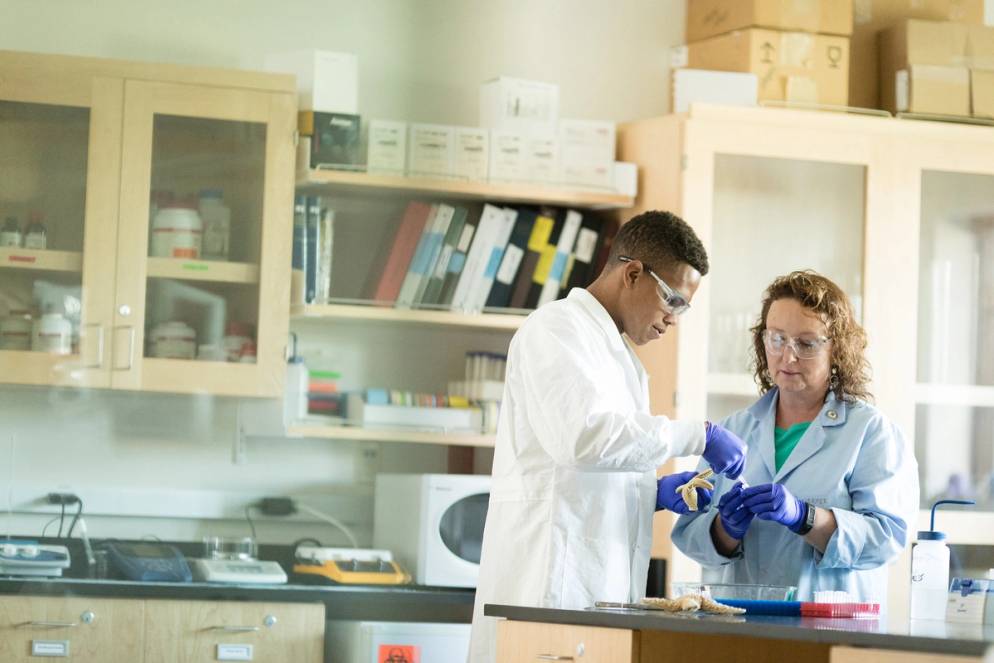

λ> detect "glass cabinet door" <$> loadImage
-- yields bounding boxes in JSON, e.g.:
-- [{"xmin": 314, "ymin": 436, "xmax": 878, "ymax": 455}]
[
  {"xmin": 705, "ymin": 154, "xmax": 866, "ymax": 422},
  {"xmin": 113, "ymin": 81, "xmax": 294, "ymax": 397},
  {"xmin": 915, "ymin": 169, "xmax": 994, "ymax": 511},
  {"xmin": 0, "ymin": 78, "xmax": 120, "ymax": 388}
]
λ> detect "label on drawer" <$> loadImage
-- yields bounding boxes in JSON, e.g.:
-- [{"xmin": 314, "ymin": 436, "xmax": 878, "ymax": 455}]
[
  {"xmin": 378, "ymin": 644, "xmax": 420, "ymax": 663},
  {"xmin": 217, "ymin": 644, "xmax": 253, "ymax": 661},
  {"xmin": 31, "ymin": 640, "xmax": 69, "ymax": 657}
]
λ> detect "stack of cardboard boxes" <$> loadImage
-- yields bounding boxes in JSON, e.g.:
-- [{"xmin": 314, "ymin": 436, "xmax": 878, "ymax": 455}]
[
  {"xmin": 679, "ymin": 0, "xmax": 853, "ymax": 107},
  {"xmin": 879, "ymin": 18, "xmax": 994, "ymax": 118}
]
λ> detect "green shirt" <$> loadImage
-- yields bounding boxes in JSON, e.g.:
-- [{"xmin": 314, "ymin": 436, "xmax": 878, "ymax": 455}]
[{"xmin": 774, "ymin": 422, "xmax": 812, "ymax": 472}]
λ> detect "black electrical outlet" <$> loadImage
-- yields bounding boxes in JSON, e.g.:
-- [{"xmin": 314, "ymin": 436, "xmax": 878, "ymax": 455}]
[
  {"xmin": 47, "ymin": 492, "xmax": 80, "ymax": 505},
  {"xmin": 258, "ymin": 497, "xmax": 296, "ymax": 516}
]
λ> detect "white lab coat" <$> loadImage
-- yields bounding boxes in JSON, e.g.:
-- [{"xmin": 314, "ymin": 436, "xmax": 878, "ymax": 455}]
[
  {"xmin": 672, "ymin": 389, "xmax": 919, "ymax": 606},
  {"xmin": 468, "ymin": 289, "xmax": 705, "ymax": 663}
]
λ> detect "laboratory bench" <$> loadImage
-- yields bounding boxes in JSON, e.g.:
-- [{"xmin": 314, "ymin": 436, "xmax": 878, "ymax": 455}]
[{"xmin": 487, "ymin": 603, "xmax": 994, "ymax": 662}]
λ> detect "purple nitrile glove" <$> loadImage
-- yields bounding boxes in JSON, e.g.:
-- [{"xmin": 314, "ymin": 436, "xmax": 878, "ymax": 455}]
[
  {"xmin": 656, "ymin": 471, "xmax": 713, "ymax": 515},
  {"xmin": 741, "ymin": 483, "xmax": 806, "ymax": 532},
  {"xmin": 717, "ymin": 482, "xmax": 754, "ymax": 540},
  {"xmin": 703, "ymin": 422, "xmax": 747, "ymax": 479}
]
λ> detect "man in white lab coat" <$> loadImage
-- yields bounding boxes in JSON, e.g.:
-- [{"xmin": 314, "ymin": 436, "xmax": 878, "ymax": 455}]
[{"xmin": 468, "ymin": 210, "xmax": 747, "ymax": 663}]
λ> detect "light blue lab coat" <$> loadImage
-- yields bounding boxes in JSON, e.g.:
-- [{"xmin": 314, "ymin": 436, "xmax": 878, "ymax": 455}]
[{"xmin": 672, "ymin": 389, "xmax": 919, "ymax": 606}]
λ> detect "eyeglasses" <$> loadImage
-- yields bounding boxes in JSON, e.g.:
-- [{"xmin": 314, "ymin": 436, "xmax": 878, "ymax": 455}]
[
  {"xmin": 617, "ymin": 256, "xmax": 691, "ymax": 315},
  {"xmin": 762, "ymin": 329, "xmax": 830, "ymax": 359}
]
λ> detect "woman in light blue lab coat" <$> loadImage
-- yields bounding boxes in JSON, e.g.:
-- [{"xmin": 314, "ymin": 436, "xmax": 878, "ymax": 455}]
[{"xmin": 672, "ymin": 270, "xmax": 919, "ymax": 606}]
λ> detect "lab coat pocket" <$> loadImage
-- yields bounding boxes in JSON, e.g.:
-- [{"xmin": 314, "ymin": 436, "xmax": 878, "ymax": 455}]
[{"xmin": 561, "ymin": 533, "xmax": 631, "ymax": 607}]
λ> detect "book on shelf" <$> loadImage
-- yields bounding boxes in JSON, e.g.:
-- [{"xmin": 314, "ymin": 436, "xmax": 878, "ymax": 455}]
[
  {"xmin": 315, "ymin": 206, "xmax": 335, "ymax": 303},
  {"xmin": 537, "ymin": 209, "xmax": 582, "ymax": 307},
  {"xmin": 436, "ymin": 221, "xmax": 477, "ymax": 308},
  {"xmin": 561, "ymin": 213, "xmax": 604, "ymax": 295},
  {"xmin": 465, "ymin": 206, "xmax": 517, "ymax": 312},
  {"xmin": 292, "ymin": 195, "xmax": 307, "ymax": 304},
  {"xmin": 305, "ymin": 196, "xmax": 321, "ymax": 303},
  {"xmin": 365, "ymin": 200, "xmax": 433, "ymax": 302},
  {"xmin": 396, "ymin": 203, "xmax": 455, "ymax": 308},
  {"xmin": 486, "ymin": 208, "xmax": 537, "ymax": 309},
  {"xmin": 450, "ymin": 203, "xmax": 506, "ymax": 312},
  {"xmin": 509, "ymin": 209, "xmax": 556, "ymax": 310},
  {"xmin": 419, "ymin": 206, "xmax": 468, "ymax": 306}
]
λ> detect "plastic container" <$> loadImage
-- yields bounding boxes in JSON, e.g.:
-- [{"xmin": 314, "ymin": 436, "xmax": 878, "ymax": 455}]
[
  {"xmin": 0, "ymin": 311, "xmax": 33, "ymax": 350},
  {"xmin": 1, "ymin": 216, "xmax": 22, "ymax": 247},
  {"xmin": 671, "ymin": 582, "xmax": 797, "ymax": 602},
  {"xmin": 198, "ymin": 189, "xmax": 231, "ymax": 261},
  {"xmin": 149, "ymin": 321, "xmax": 197, "ymax": 360},
  {"xmin": 151, "ymin": 203, "xmax": 203, "ymax": 259},
  {"xmin": 204, "ymin": 536, "xmax": 257, "ymax": 561},
  {"xmin": 24, "ymin": 211, "xmax": 47, "ymax": 250},
  {"xmin": 223, "ymin": 321, "xmax": 253, "ymax": 362},
  {"xmin": 31, "ymin": 312, "xmax": 72, "ymax": 355},
  {"xmin": 911, "ymin": 499, "xmax": 974, "ymax": 620},
  {"xmin": 284, "ymin": 333, "xmax": 308, "ymax": 425}
]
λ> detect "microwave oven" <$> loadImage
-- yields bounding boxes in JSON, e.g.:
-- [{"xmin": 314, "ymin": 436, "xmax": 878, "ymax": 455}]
[{"xmin": 373, "ymin": 473, "xmax": 490, "ymax": 588}]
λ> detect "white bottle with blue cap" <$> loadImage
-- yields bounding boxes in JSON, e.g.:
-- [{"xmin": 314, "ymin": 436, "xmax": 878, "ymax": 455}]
[{"xmin": 910, "ymin": 499, "xmax": 974, "ymax": 620}]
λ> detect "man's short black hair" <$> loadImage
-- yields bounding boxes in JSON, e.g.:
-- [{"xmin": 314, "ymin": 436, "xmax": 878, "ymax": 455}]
[{"xmin": 607, "ymin": 210, "xmax": 709, "ymax": 276}]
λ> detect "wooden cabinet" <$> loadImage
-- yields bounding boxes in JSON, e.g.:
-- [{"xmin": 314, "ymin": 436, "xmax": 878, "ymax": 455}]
[
  {"xmin": 143, "ymin": 599, "xmax": 324, "ymax": 663},
  {"xmin": 496, "ymin": 619, "xmax": 638, "ymax": 663},
  {"xmin": 0, "ymin": 596, "xmax": 144, "ymax": 662},
  {"xmin": 0, "ymin": 50, "xmax": 295, "ymax": 397}
]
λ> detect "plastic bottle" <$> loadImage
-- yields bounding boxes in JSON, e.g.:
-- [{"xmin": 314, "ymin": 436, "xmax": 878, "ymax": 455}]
[
  {"xmin": 910, "ymin": 499, "xmax": 974, "ymax": 620},
  {"xmin": 1, "ymin": 216, "xmax": 22, "ymax": 247},
  {"xmin": 283, "ymin": 332, "xmax": 308, "ymax": 426},
  {"xmin": 24, "ymin": 211, "xmax": 47, "ymax": 250},
  {"xmin": 198, "ymin": 189, "xmax": 231, "ymax": 261},
  {"xmin": 151, "ymin": 199, "xmax": 203, "ymax": 259}
]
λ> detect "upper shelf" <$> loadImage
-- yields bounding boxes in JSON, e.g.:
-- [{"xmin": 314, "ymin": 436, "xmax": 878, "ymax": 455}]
[
  {"xmin": 146, "ymin": 257, "xmax": 260, "ymax": 284},
  {"xmin": 287, "ymin": 422, "xmax": 496, "ymax": 448},
  {"xmin": 0, "ymin": 248, "xmax": 82, "ymax": 273},
  {"xmin": 291, "ymin": 302, "xmax": 527, "ymax": 331},
  {"xmin": 296, "ymin": 168, "xmax": 634, "ymax": 210}
]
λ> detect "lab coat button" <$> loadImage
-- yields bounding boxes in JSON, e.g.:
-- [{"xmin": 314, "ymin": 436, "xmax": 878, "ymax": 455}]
[{"xmin": 827, "ymin": 410, "xmax": 838, "ymax": 420}]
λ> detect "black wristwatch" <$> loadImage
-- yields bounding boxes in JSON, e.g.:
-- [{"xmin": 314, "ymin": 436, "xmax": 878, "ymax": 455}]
[{"xmin": 794, "ymin": 502, "xmax": 816, "ymax": 536}]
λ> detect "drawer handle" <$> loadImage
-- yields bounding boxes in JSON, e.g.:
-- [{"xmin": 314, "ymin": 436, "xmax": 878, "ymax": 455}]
[
  {"xmin": 537, "ymin": 657, "xmax": 574, "ymax": 661},
  {"xmin": 208, "ymin": 625, "xmax": 260, "ymax": 633},
  {"xmin": 17, "ymin": 621, "xmax": 78, "ymax": 629}
]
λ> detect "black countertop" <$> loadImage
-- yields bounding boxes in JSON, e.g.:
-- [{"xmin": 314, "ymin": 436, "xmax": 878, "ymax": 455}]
[{"xmin": 484, "ymin": 604, "xmax": 994, "ymax": 657}]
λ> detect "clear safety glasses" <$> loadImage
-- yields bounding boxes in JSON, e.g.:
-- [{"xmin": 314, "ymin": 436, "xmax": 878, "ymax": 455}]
[
  {"xmin": 617, "ymin": 256, "xmax": 691, "ymax": 315},
  {"xmin": 762, "ymin": 329, "xmax": 831, "ymax": 359}
]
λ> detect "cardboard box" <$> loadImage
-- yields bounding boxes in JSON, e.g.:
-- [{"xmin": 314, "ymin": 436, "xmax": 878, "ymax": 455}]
[
  {"xmin": 687, "ymin": 0, "xmax": 853, "ymax": 42},
  {"xmin": 893, "ymin": 65, "xmax": 971, "ymax": 115},
  {"xmin": 685, "ymin": 29, "xmax": 850, "ymax": 105},
  {"xmin": 299, "ymin": 112, "xmax": 361, "ymax": 169},
  {"xmin": 972, "ymin": 69, "xmax": 994, "ymax": 118},
  {"xmin": 479, "ymin": 77, "xmax": 559, "ymax": 133},
  {"xmin": 452, "ymin": 127, "xmax": 489, "ymax": 181},
  {"xmin": 968, "ymin": 25, "xmax": 994, "ymax": 70},
  {"xmin": 878, "ymin": 19, "xmax": 970, "ymax": 112},
  {"xmin": 407, "ymin": 124, "xmax": 454, "ymax": 178},
  {"xmin": 488, "ymin": 130, "xmax": 527, "ymax": 182},
  {"xmin": 671, "ymin": 68, "xmax": 759, "ymax": 112},
  {"xmin": 849, "ymin": 0, "xmax": 984, "ymax": 109},
  {"xmin": 265, "ymin": 50, "xmax": 358, "ymax": 113},
  {"xmin": 366, "ymin": 120, "xmax": 407, "ymax": 175}
]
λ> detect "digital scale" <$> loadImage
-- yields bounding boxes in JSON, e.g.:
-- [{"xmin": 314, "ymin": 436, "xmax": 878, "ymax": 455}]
[
  {"xmin": 0, "ymin": 540, "xmax": 71, "ymax": 577},
  {"xmin": 293, "ymin": 547, "xmax": 410, "ymax": 585},
  {"xmin": 191, "ymin": 557, "xmax": 288, "ymax": 585}
]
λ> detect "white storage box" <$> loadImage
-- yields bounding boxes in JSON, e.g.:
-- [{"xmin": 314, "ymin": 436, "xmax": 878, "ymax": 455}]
[
  {"xmin": 452, "ymin": 127, "xmax": 489, "ymax": 181},
  {"xmin": 347, "ymin": 393, "xmax": 482, "ymax": 432},
  {"xmin": 558, "ymin": 118, "xmax": 616, "ymax": 166},
  {"xmin": 559, "ymin": 161, "xmax": 614, "ymax": 190},
  {"xmin": 488, "ymin": 130, "xmax": 527, "ymax": 183},
  {"xmin": 263, "ymin": 49, "xmax": 358, "ymax": 113},
  {"xmin": 672, "ymin": 68, "xmax": 758, "ymax": 113},
  {"xmin": 613, "ymin": 161, "xmax": 638, "ymax": 197},
  {"xmin": 480, "ymin": 76, "xmax": 559, "ymax": 132},
  {"xmin": 408, "ymin": 124, "xmax": 454, "ymax": 178},
  {"xmin": 525, "ymin": 133, "xmax": 559, "ymax": 183},
  {"xmin": 366, "ymin": 120, "xmax": 407, "ymax": 175}
]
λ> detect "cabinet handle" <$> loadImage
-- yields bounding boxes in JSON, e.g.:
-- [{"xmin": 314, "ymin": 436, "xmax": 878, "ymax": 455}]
[
  {"xmin": 83, "ymin": 324, "xmax": 105, "ymax": 369},
  {"xmin": 536, "ymin": 656, "xmax": 574, "ymax": 661},
  {"xmin": 208, "ymin": 625, "xmax": 260, "ymax": 633},
  {"xmin": 112, "ymin": 325, "xmax": 135, "ymax": 371},
  {"xmin": 17, "ymin": 620, "xmax": 78, "ymax": 629}
]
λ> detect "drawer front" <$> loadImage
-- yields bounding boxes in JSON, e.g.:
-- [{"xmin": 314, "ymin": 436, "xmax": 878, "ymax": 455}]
[
  {"xmin": 143, "ymin": 599, "xmax": 324, "ymax": 663},
  {"xmin": 497, "ymin": 620, "xmax": 637, "ymax": 663},
  {"xmin": 0, "ymin": 596, "xmax": 144, "ymax": 663}
]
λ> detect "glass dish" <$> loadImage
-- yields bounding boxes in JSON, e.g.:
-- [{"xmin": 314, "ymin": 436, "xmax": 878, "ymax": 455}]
[
  {"xmin": 671, "ymin": 582, "xmax": 797, "ymax": 601},
  {"xmin": 203, "ymin": 536, "xmax": 257, "ymax": 561}
]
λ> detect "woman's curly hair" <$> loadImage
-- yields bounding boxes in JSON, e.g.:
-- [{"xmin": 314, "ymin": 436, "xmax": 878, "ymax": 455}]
[{"xmin": 750, "ymin": 270, "xmax": 872, "ymax": 403}]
